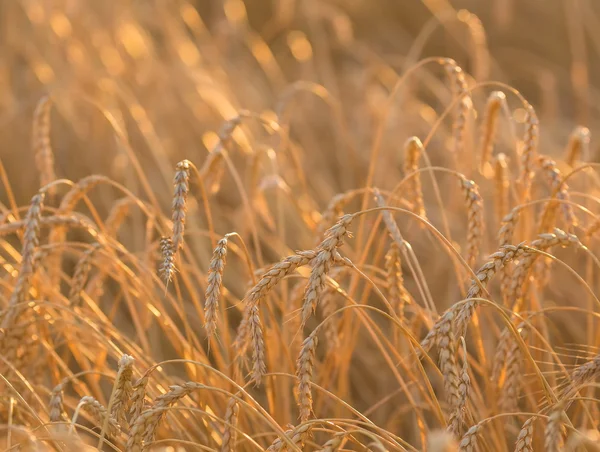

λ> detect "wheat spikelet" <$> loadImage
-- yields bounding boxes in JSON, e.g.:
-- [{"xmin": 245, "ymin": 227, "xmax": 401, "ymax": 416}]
[
  {"xmin": 498, "ymin": 208, "xmax": 520, "ymax": 302},
  {"xmin": 458, "ymin": 423, "xmax": 480, "ymax": 452},
  {"xmin": 111, "ymin": 354, "xmax": 135, "ymax": 427},
  {"xmin": 105, "ymin": 197, "xmax": 134, "ymax": 236},
  {"xmin": 404, "ymin": 136, "xmax": 427, "ymax": 220},
  {"xmin": 159, "ymin": 237, "xmax": 176, "ymax": 284},
  {"xmin": 266, "ymin": 423, "xmax": 311, "ymax": 451},
  {"xmin": 32, "ymin": 95, "xmax": 56, "ymax": 191},
  {"xmin": 301, "ymin": 214, "xmax": 354, "ymax": 325},
  {"xmin": 519, "ymin": 104, "xmax": 539, "ymax": 201},
  {"xmin": 49, "ymin": 383, "xmax": 65, "ymax": 422},
  {"xmin": 561, "ymin": 354, "xmax": 600, "ymax": 398},
  {"xmin": 69, "ymin": 243, "xmax": 101, "ymax": 307},
  {"xmin": 317, "ymin": 192, "xmax": 354, "ymax": 239},
  {"xmin": 479, "ymin": 91, "xmax": 506, "ymax": 173},
  {"xmin": 320, "ymin": 282, "xmax": 341, "ymax": 351},
  {"xmin": 564, "ymin": 125, "xmax": 590, "ymax": 166},
  {"xmin": 220, "ymin": 396, "xmax": 239, "ymax": 452},
  {"xmin": 296, "ymin": 330, "xmax": 318, "ymax": 422},
  {"xmin": 436, "ymin": 310, "xmax": 460, "ymax": 409},
  {"xmin": 205, "ymin": 237, "xmax": 228, "ymax": 340},
  {"xmin": 316, "ymin": 433, "xmax": 343, "ymax": 452},
  {"xmin": 458, "ymin": 176, "xmax": 484, "ymax": 268},
  {"xmin": 76, "ymin": 396, "xmax": 119, "ymax": 437},
  {"xmin": 515, "ymin": 417, "xmax": 534, "ymax": 452},
  {"xmin": 171, "ymin": 159, "xmax": 191, "ymax": 251}
]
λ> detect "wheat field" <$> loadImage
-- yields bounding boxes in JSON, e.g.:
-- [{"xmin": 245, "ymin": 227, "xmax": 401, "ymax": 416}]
[{"xmin": 1, "ymin": 0, "xmax": 600, "ymax": 450}]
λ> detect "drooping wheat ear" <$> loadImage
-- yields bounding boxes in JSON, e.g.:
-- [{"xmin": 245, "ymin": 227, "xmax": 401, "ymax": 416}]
[
  {"xmin": 515, "ymin": 417, "xmax": 534, "ymax": 452},
  {"xmin": 296, "ymin": 330, "xmax": 318, "ymax": 422},
  {"xmin": 128, "ymin": 374, "xmax": 149, "ymax": 425},
  {"xmin": 564, "ymin": 125, "xmax": 590, "ymax": 166},
  {"xmin": 458, "ymin": 176, "xmax": 484, "ymax": 268},
  {"xmin": 159, "ymin": 237, "xmax": 176, "ymax": 284},
  {"xmin": 105, "ymin": 197, "xmax": 134, "ymax": 236},
  {"xmin": 2, "ymin": 192, "xmax": 45, "ymax": 330},
  {"xmin": 499, "ymin": 323, "xmax": 529, "ymax": 412},
  {"xmin": 221, "ymin": 396, "xmax": 240, "ymax": 452},
  {"xmin": 460, "ymin": 11, "xmax": 489, "ymax": 81},
  {"xmin": 458, "ymin": 423, "xmax": 481, "ymax": 452},
  {"xmin": 316, "ymin": 434, "xmax": 343, "ymax": 452},
  {"xmin": 509, "ymin": 229, "xmax": 581, "ymax": 311},
  {"xmin": 59, "ymin": 175, "xmax": 106, "ymax": 212},
  {"xmin": 205, "ymin": 237, "xmax": 228, "ymax": 340},
  {"xmin": 519, "ymin": 103, "xmax": 539, "ymax": 201},
  {"xmin": 384, "ymin": 242, "xmax": 411, "ymax": 319},
  {"xmin": 69, "ymin": 243, "xmax": 101, "ymax": 307},
  {"xmin": 49, "ymin": 383, "xmax": 65, "ymax": 422},
  {"xmin": 436, "ymin": 310, "xmax": 461, "ymax": 409},
  {"xmin": 171, "ymin": 159, "xmax": 191, "ymax": 251},
  {"xmin": 545, "ymin": 406, "xmax": 566, "ymax": 452},
  {"xmin": 266, "ymin": 423, "xmax": 311, "ymax": 451},
  {"xmin": 537, "ymin": 156, "xmax": 576, "ymax": 231},
  {"xmin": 429, "ymin": 430, "xmax": 458, "ymax": 452},
  {"xmin": 75, "ymin": 396, "xmax": 120, "ymax": 437},
  {"xmin": 493, "ymin": 153, "xmax": 510, "ymax": 224},
  {"xmin": 421, "ymin": 243, "xmax": 529, "ymax": 353},
  {"xmin": 560, "ymin": 354, "xmax": 600, "ymax": 399},
  {"xmin": 445, "ymin": 61, "xmax": 472, "ymax": 161},
  {"xmin": 33, "ymin": 95, "xmax": 56, "ymax": 191},
  {"xmin": 127, "ymin": 382, "xmax": 205, "ymax": 450},
  {"xmin": 111, "ymin": 354, "xmax": 135, "ymax": 427},
  {"xmin": 234, "ymin": 251, "xmax": 318, "ymax": 361},
  {"xmin": 447, "ymin": 338, "xmax": 471, "ymax": 438},
  {"xmin": 301, "ymin": 214, "xmax": 355, "ymax": 325},
  {"xmin": 478, "ymin": 91, "xmax": 506, "ymax": 173},
  {"xmin": 200, "ymin": 148, "xmax": 225, "ymax": 195},
  {"xmin": 317, "ymin": 192, "xmax": 354, "ymax": 239},
  {"xmin": 403, "ymin": 136, "xmax": 427, "ymax": 221}
]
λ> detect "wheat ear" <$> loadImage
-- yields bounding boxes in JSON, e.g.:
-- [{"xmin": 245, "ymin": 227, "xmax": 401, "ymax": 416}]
[
  {"xmin": 492, "ymin": 153, "xmax": 510, "ymax": 224},
  {"xmin": 459, "ymin": 176, "xmax": 484, "ymax": 268},
  {"xmin": 296, "ymin": 330, "xmax": 318, "ymax": 422},
  {"xmin": 447, "ymin": 337, "xmax": 471, "ymax": 438},
  {"xmin": 49, "ymin": 383, "xmax": 66, "ymax": 422},
  {"xmin": 404, "ymin": 136, "xmax": 427, "ymax": 220},
  {"xmin": 519, "ymin": 103, "xmax": 539, "ymax": 201},
  {"xmin": 301, "ymin": 214, "xmax": 354, "ymax": 325},
  {"xmin": 171, "ymin": 159, "xmax": 190, "ymax": 250},
  {"xmin": 384, "ymin": 241, "xmax": 411, "ymax": 319},
  {"xmin": 159, "ymin": 237, "xmax": 176, "ymax": 284},
  {"xmin": 545, "ymin": 405, "xmax": 565, "ymax": 452},
  {"xmin": 564, "ymin": 125, "xmax": 590, "ymax": 166},
  {"xmin": 33, "ymin": 95, "xmax": 56, "ymax": 191},
  {"xmin": 69, "ymin": 243, "xmax": 101, "ymax": 307},
  {"xmin": 220, "ymin": 396, "xmax": 239, "ymax": 452},
  {"xmin": 205, "ymin": 237, "xmax": 228, "ymax": 340},
  {"xmin": 111, "ymin": 354, "xmax": 135, "ymax": 427},
  {"xmin": 479, "ymin": 91, "xmax": 506, "ymax": 173}
]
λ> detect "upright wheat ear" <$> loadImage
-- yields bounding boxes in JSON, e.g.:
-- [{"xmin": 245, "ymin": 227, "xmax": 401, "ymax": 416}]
[
  {"xmin": 458, "ymin": 176, "xmax": 484, "ymax": 268},
  {"xmin": 171, "ymin": 160, "xmax": 190, "ymax": 251},
  {"xmin": 520, "ymin": 104, "xmax": 539, "ymax": 202},
  {"xmin": 492, "ymin": 153, "xmax": 510, "ymax": 224},
  {"xmin": 33, "ymin": 95, "xmax": 56, "ymax": 192},
  {"xmin": 205, "ymin": 237, "xmax": 228, "ymax": 340},
  {"xmin": 564, "ymin": 125, "xmax": 590, "ymax": 166},
  {"xmin": 478, "ymin": 91, "xmax": 506, "ymax": 173},
  {"xmin": 515, "ymin": 418, "xmax": 534, "ymax": 452},
  {"xmin": 159, "ymin": 237, "xmax": 176, "ymax": 284},
  {"xmin": 296, "ymin": 331, "xmax": 318, "ymax": 422},
  {"xmin": 445, "ymin": 62, "xmax": 472, "ymax": 163},
  {"xmin": 2, "ymin": 191, "xmax": 45, "ymax": 330},
  {"xmin": 404, "ymin": 136, "xmax": 427, "ymax": 221}
]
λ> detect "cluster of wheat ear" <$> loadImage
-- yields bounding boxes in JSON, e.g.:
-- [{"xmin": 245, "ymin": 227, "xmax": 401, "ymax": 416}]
[{"xmin": 2, "ymin": 0, "xmax": 600, "ymax": 451}]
